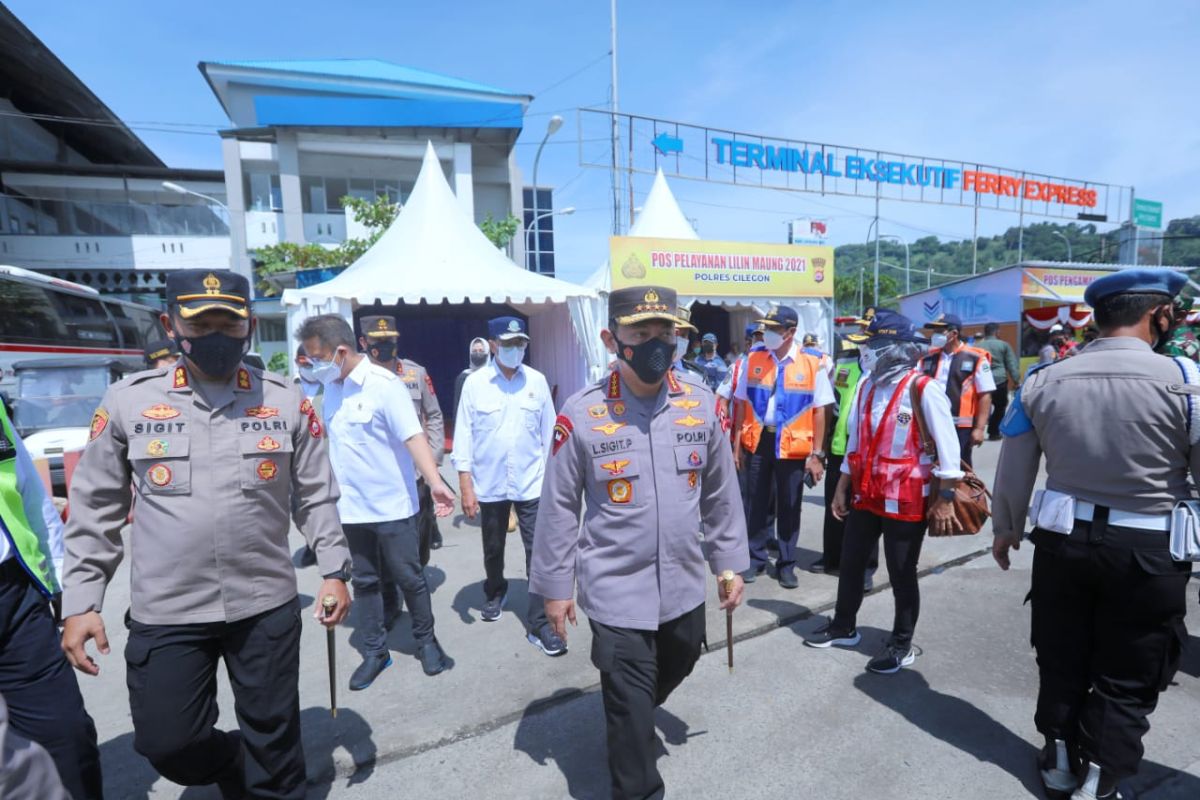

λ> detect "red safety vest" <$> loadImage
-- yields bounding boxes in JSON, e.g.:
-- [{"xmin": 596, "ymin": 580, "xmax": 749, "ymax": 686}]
[{"xmin": 846, "ymin": 371, "xmax": 934, "ymax": 522}]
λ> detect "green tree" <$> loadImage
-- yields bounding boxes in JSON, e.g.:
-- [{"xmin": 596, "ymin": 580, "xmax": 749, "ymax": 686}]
[{"xmin": 480, "ymin": 213, "xmax": 521, "ymax": 249}]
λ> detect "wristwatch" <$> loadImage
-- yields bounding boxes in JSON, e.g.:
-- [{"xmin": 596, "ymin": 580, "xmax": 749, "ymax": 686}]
[
  {"xmin": 938, "ymin": 488, "xmax": 956, "ymax": 502},
  {"xmin": 810, "ymin": 450, "xmax": 826, "ymax": 459},
  {"xmin": 322, "ymin": 561, "xmax": 352, "ymax": 582}
]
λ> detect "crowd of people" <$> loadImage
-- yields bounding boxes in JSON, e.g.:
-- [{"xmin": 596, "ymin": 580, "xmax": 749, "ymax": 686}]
[{"xmin": 0, "ymin": 267, "xmax": 1195, "ymax": 800}]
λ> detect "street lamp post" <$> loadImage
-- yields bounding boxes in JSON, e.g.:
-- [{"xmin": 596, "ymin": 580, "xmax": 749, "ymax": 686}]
[
  {"xmin": 525, "ymin": 207, "xmax": 575, "ymax": 273},
  {"xmin": 530, "ymin": 115, "xmax": 564, "ymax": 273},
  {"xmin": 879, "ymin": 234, "xmax": 911, "ymax": 296},
  {"xmin": 162, "ymin": 180, "xmax": 230, "ymax": 215},
  {"xmin": 1052, "ymin": 231, "xmax": 1072, "ymax": 262}
]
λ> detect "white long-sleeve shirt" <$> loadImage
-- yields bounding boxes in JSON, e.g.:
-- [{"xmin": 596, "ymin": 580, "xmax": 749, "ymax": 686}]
[
  {"xmin": 840, "ymin": 371, "xmax": 965, "ymax": 480},
  {"xmin": 451, "ymin": 361, "xmax": 556, "ymax": 502},
  {"xmin": 0, "ymin": 425, "xmax": 64, "ymax": 584}
]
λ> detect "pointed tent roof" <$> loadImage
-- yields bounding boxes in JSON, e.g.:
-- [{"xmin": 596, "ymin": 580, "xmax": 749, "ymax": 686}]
[
  {"xmin": 283, "ymin": 142, "xmax": 592, "ymax": 308},
  {"xmin": 585, "ymin": 169, "xmax": 698, "ymax": 290}
]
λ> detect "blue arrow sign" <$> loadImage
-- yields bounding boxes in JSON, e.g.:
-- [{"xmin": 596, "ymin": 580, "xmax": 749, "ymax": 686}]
[{"xmin": 652, "ymin": 132, "xmax": 683, "ymax": 155}]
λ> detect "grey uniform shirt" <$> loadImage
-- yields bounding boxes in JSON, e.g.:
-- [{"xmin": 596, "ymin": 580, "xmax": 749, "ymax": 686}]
[
  {"xmin": 62, "ymin": 363, "xmax": 349, "ymax": 625},
  {"xmin": 396, "ymin": 358, "xmax": 445, "ymax": 464},
  {"xmin": 530, "ymin": 368, "xmax": 749, "ymax": 631},
  {"xmin": 992, "ymin": 337, "xmax": 1200, "ymax": 537}
]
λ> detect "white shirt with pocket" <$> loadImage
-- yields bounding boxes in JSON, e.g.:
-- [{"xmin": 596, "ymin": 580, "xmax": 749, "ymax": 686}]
[{"xmin": 322, "ymin": 357, "xmax": 424, "ymax": 525}]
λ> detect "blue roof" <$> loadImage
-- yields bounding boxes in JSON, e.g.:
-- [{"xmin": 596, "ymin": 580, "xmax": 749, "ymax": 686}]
[{"xmin": 210, "ymin": 59, "xmax": 524, "ymax": 98}]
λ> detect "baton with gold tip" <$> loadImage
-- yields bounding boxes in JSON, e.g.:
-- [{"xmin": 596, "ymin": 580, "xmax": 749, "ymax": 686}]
[
  {"xmin": 720, "ymin": 570, "xmax": 736, "ymax": 673},
  {"xmin": 321, "ymin": 595, "xmax": 338, "ymax": 718}
]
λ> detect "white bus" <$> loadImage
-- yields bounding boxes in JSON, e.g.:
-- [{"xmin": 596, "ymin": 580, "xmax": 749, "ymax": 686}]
[{"xmin": 0, "ymin": 264, "xmax": 163, "ymax": 390}]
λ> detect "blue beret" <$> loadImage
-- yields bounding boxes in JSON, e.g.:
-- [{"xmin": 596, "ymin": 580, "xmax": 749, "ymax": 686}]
[
  {"xmin": 1084, "ymin": 268, "xmax": 1187, "ymax": 308},
  {"xmin": 488, "ymin": 316, "xmax": 529, "ymax": 341}
]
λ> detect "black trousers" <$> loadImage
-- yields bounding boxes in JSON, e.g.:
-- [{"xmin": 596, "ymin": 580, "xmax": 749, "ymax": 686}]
[
  {"xmin": 590, "ymin": 603, "xmax": 706, "ymax": 800},
  {"xmin": 737, "ymin": 447, "xmax": 775, "ymax": 543},
  {"xmin": 479, "ymin": 498, "xmax": 547, "ymax": 631},
  {"xmin": 956, "ymin": 427, "xmax": 974, "ymax": 469},
  {"xmin": 344, "ymin": 516, "xmax": 436, "ymax": 654},
  {"xmin": 125, "ymin": 598, "xmax": 305, "ymax": 799},
  {"xmin": 1029, "ymin": 522, "xmax": 1191, "ymax": 780},
  {"xmin": 0, "ymin": 561, "xmax": 102, "ymax": 799},
  {"xmin": 987, "ymin": 384, "xmax": 1010, "ymax": 438},
  {"xmin": 746, "ymin": 434, "xmax": 806, "ymax": 571},
  {"xmin": 821, "ymin": 454, "xmax": 878, "ymax": 573},
  {"xmin": 832, "ymin": 509, "xmax": 927, "ymax": 648}
]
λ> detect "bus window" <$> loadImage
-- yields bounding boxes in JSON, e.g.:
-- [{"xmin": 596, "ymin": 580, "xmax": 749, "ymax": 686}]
[
  {"xmin": 51, "ymin": 293, "xmax": 117, "ymax": 346},
  {"xmin": 0, "ymin": 283, "xmax": 69, "ymax": 344},
  {"xmin": 106, "ymin": 301, "xmax": 163, "ymax": 350}
]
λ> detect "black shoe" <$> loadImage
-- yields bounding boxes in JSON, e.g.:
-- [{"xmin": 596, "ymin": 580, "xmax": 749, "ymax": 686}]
[
  {"xmin": 419, "ymin": 640, "xmax": 450, "ymax": 676},
  {"xmin": 803, "ymin": 623, "xmax": 861, "ymax": 649},
  {"xmin": 430, "ymin": 531, "xmax": 444, "ymax": 550},
  {"xmin": 808, "ymin": 558, "xmax": 827, "ymax": 574},
  {"xmin": 777, "ymin": 566, "xmax": 799, "ymax": 589},
  {"xmin": 1039, "ymin": 738, "xmax": 1079, "ymax": 799},
  {"xmin": 481, "ymin": 591, "xmax": 507, "ymax": 622},
  {"xmin": 349, "ymin": 654, "xmax": 392, "ymax": 691},
  {"xmin": 866, "ymin": 643, "xmax": 917, "ymax": 674},
  {"xmin": 527, "ymin": 625, "xmax": 567, "ymax": 657},
  {"xmin": 740, "ymin": 566, "xmax": 766, "ymax": 584}
]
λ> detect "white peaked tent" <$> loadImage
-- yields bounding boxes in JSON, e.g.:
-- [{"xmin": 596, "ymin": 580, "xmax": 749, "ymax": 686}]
[
  {"xmin": 581, "ymin": 169, "xmax": 831, "ymax": 379},
  {"xmin": 282, "ymin": 141, "xmax": 597, "ymax": 399}
]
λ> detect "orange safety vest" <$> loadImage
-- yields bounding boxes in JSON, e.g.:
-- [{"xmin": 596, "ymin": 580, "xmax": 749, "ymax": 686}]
[
  {"xmin": 847, "ymin": 372, "xmax": 934, "ymax": 522},
  {"xmin": 739, "ymin": 349, "xmax": 820, "ymax": 459},
  {"xmin": 920, "ymin": 344, "xmax": 993, "ymax": 428}
]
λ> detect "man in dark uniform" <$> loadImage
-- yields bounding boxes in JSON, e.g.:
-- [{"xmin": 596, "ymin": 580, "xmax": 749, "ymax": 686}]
[
  {"xmin": 359, "ymin": 315, "xmax": 446, "ymax": 554},
  {"xmin": 144, "ymin": 338, "xmax": 180, "ymax": 370},
  {"xmin": 60, "ymin": 269, "xmax": 352, "ymax": 800},
  {"xmin": 993, "ymin": 268, "xmax": 1197, "ymax": 800},
  {"xmin": 531, "ymin": 285, "xmax": 748, "ymax": 800}
]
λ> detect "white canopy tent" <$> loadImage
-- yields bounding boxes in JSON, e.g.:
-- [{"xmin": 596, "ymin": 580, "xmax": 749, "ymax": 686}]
[
  {"xmin": 581, "ymin": 169, "xmax": 832, "ymax": 379},
  {"xmin": 282, "ymin": 141, "xmax": 597, "ymax": 400}
]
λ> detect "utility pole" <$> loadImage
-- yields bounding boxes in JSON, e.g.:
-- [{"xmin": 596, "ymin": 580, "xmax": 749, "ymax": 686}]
[{"xmin": 610, "ymin": 0, "xmax": 622, "ymax": 236}]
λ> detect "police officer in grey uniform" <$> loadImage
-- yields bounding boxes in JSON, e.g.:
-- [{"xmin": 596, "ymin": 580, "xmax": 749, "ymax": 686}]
[
  {"xmin": 993, "ymin": 268, "xmax": 1197, "ymax": 800},
  {"xmin": 60, "ymin": 269, "xmax": 352, "ymax": 800},
  {"xmin": 359, "ymin": 315, "xmax": 446, "ymax": 554},
  {"xmin": 531, "ymin": 285, "xmax": 749, "ymax": 800}
]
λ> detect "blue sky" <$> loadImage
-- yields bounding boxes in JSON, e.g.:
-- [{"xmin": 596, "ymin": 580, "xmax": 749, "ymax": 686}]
[{"xmin": 10, "ymin": 0, "xmax": 1199, "ymax": 284}]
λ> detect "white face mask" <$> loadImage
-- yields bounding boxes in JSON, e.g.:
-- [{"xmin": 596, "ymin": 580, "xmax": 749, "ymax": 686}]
[
  {"xmin": 308, "ymin": 350, "xmax": 344, "ymax": 386},
  {"xmin": 496, "ymin": 344, "xmax": 526, "ymax": 369},
  {"xmin": 762, "ymin": 330, "xmax": 785, "ymax": 351},
  {"xmin": 930, "ymin": 333, "xmax": 948, "ymax": 349},
  {"xmin": 674, "ymin": 337, "xmax": 689, "ymax": 362}
]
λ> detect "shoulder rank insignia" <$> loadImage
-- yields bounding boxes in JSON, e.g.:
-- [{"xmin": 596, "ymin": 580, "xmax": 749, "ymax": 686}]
[
  {"xmin": 552, "ymin": 414, "xmax": 574, "ymax": 456},
  {"xmin": 236, "ymin": 368, "xmax": 252, "ymax": 391},
  {"xmin": 592, "ymin": 422, "xmax": 626, "ymax": 436},
  {"xmin": 600, "ymin": 458, "xmax": 630, "ymax": 476},
  {"xmin": 606, "ymin": 370, "xmax": 621, "ymax": 399},
  {"xmin": 88, "ymin": 408, "xmax": 109, "ymax": 441},
  {"xmin": 172, "ymin": 366, "xmax": 188, "ymax": 389},
  {"xmin": 673, "ymin": 414, "xmax": 705, "ymax": 428},
  {"xmin": 142, "ymin": 404, "xmax": 180, "ymax": 420},
  {"xmin": 665, "ymin": 370, "xmax": 683, "ymax": 394},
  {"xmin": 256, "ymin": 436, "xmax": 281, "ymax": 451}
]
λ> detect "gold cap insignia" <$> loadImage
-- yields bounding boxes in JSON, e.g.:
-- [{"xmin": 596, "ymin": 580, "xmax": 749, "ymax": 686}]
[
  {"xmin": 644, "ymin": 289, "xmax": 660, "ymax": 304},
  {"xmin": 376, "ymin": 319, "xmax": 388, "ymax": 330},
  {"xmin": 203, "ymin": 273, "xmax": 221, "ymax": 295}
]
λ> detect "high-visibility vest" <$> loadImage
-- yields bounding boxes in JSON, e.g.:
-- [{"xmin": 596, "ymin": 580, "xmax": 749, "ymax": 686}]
[
  {"xmin": 0, "ymin": 405, "xmax": 58, "ymax": 596},
  {"xmin": 921, "ymin": 345, "xmax": 993, "ymax": 428},
  {"xmin": 846, "ymin": 371, "xmax": 933, "ymax": 522},
  {"xmin": 830, "ymin": 356, "xmax": 862, "ymax": 457},
  {"xmin": 740, "ymin": 349, "xmax": 820, "ymax": 459}
]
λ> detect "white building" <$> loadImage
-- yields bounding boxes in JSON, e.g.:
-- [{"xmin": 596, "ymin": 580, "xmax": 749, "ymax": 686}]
[{"xmin": 0, "ymin": 5, "xmax": 231, "ymax": 306}]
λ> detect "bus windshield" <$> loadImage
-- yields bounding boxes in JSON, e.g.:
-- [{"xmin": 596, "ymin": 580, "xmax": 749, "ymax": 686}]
[{"xmin": 13, "ymin": 364, "xmax": 111, "ymax": 434}]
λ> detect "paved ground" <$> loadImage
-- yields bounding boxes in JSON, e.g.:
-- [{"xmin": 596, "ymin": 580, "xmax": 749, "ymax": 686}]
[{"xmin": 75, "ymin": 441, "xmax": 1200, "ymax": 799}]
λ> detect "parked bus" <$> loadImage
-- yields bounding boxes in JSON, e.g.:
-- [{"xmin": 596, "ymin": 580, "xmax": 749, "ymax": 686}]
[{"xmin": 0, "ymin": 264, "xmax": 163, "ymax": 391}]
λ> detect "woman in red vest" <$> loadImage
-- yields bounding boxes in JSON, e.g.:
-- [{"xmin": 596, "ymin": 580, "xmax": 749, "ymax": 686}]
[{"xmin": 803, "ymin": 310, "xmax": 963, "ymax": 674}]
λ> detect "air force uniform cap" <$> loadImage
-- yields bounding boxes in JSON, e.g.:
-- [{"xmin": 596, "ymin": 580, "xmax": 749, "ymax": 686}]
[
  {"xmin": 488, "ymin": 316, "xmax": 530, "ymax": 343},
  {"xmin": 1083, "ymin": 268, "xmax": 1188, "ymax": 308}
]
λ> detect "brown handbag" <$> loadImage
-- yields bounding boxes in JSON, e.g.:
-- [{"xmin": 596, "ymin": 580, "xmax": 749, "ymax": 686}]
[{"xmin": 909, "ymin": 376, "xmax": 992, "ymax": 535}]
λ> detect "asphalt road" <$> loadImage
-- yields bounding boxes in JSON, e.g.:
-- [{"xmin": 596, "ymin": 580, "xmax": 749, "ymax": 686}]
[{"xmin": 73, "ymin": 441, "xmax": 1200, "ymax": 799}]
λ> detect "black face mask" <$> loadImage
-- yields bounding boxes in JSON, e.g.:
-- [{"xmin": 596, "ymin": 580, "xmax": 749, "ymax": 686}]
[
  {"xmin": 615, "ymin": 335, "xmax": 675, "ymax": 384},
  {"xmin": 701, "ymin": 343, "xmax": 715, "ymax": 354},
  {"xmin": 179, "ymin": 331, "xmax": 250, "ymax": 379},
  {"xmin": 371, "ymin": 341, "xmax": 397, "ymax": 362},
  {"xmin": 469, "ymin": 352, "xmax": 488, "ymax": 368}
]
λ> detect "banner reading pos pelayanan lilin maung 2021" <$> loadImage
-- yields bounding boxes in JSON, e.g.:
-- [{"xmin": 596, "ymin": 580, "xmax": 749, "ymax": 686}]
[{"xmin": 609, "ymin": 237, "xmax": 834, "ymax": 299}]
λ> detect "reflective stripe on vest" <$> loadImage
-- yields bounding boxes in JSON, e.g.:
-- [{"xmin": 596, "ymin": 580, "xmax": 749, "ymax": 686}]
[
  {"xmin": 830, "ymin": 357, "xmax": 862, "ymax": 457},
  {"xmin": 739, "ymin": 350, "xmax": 819, "ymax": 458},
  {"xmin": 0, "ymin": 406, "xmax": 58, "ymax": 595},
  {"xmin": 847, "ymin": 372, "xmax": 932, "ymax": 522},
  {"xmin": 922, "ymin": 346, "xmax": 991, "ymax": 428}
]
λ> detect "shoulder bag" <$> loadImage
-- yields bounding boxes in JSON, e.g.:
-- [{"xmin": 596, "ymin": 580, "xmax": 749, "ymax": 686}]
[{"xmin": 909, "ymin": 376, "xmax": 991, "ymax": 536}]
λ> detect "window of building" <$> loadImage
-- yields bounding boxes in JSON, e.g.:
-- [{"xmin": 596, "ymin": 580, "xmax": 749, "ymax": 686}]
[{"xmin": 522, "ymin": 187, "xmax": 556, "ymax": 275}]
